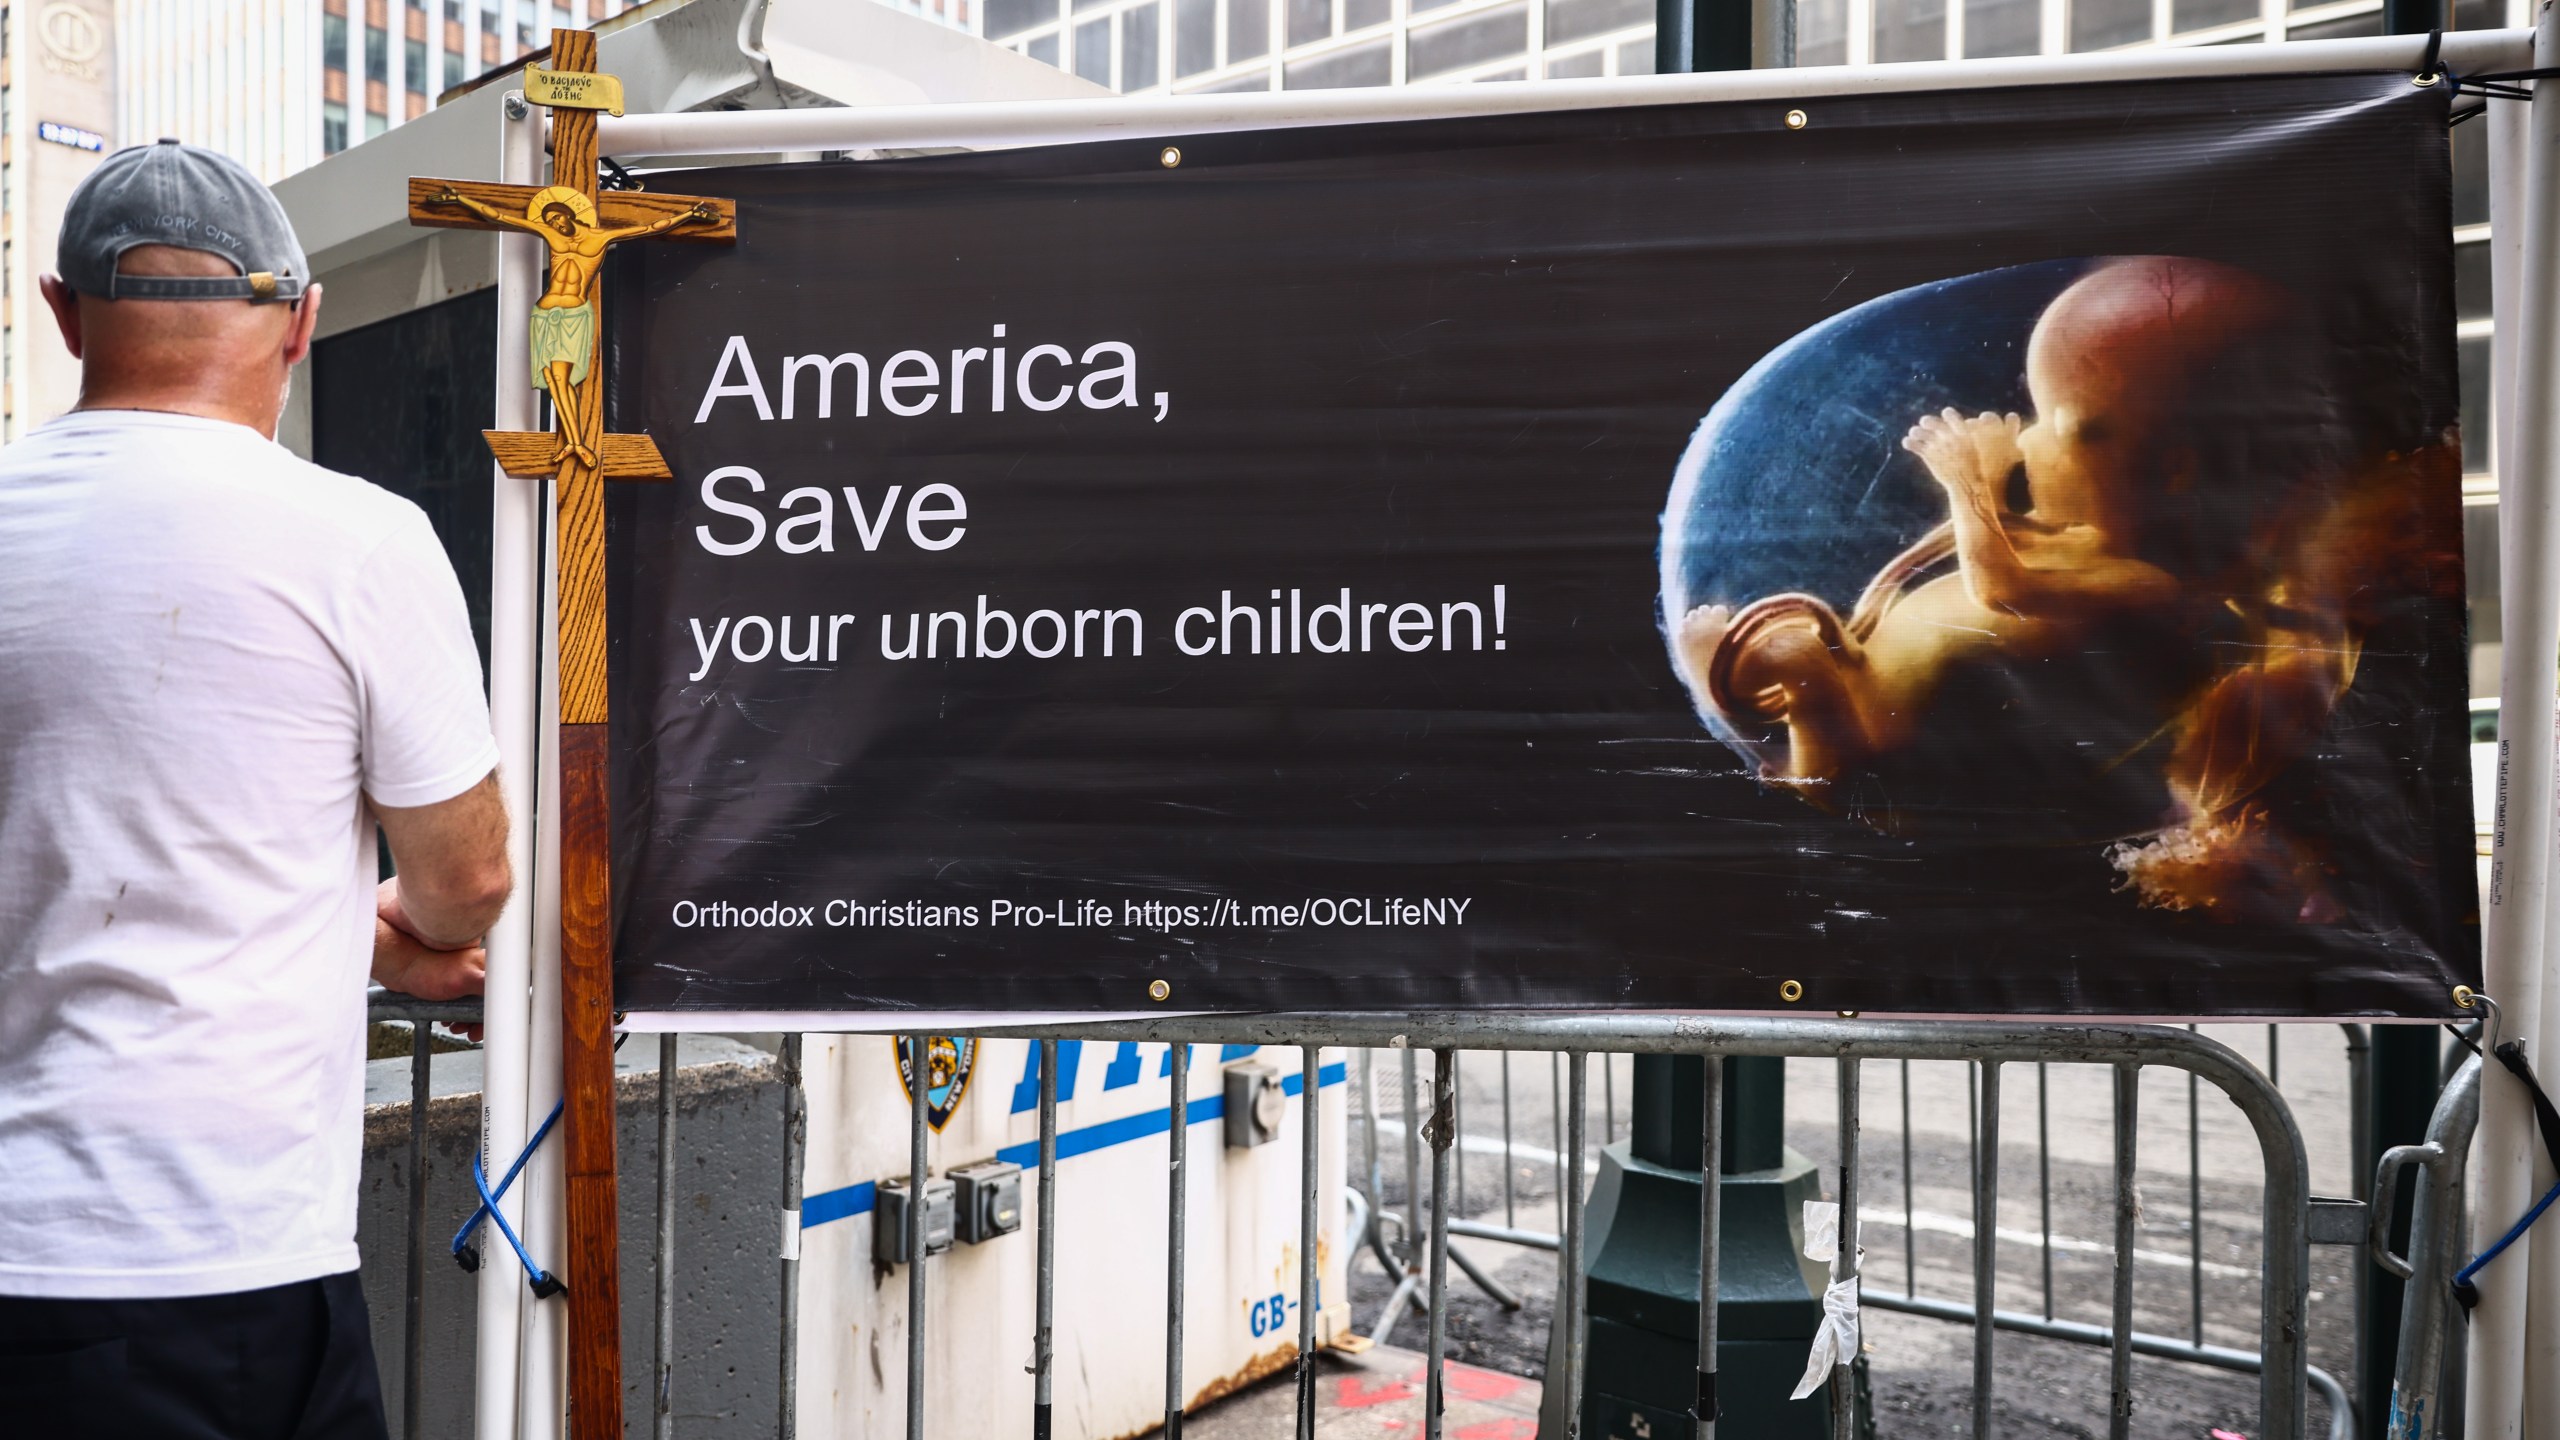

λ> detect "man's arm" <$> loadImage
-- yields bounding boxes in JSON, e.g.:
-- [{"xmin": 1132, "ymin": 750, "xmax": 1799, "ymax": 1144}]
[{"xmin": 373, "ymin": 769, "xmax": 512, "ymax": 949}]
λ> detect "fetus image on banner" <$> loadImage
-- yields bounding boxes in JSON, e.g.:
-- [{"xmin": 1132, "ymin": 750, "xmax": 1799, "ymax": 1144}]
[{"xmin": 1665, "ymin": 256, "xmax": 2463, "ymax": 922}]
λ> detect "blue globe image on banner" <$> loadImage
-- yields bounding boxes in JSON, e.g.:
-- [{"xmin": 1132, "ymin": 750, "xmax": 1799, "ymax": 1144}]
[{"xmin": 1659, "ymin": 257, "xmax": 2109, "ymax": 839}]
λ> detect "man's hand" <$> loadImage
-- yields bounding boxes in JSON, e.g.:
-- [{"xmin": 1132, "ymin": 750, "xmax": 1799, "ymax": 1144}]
[{"xmin": 373, "ymin": 877, "xmax": 487, "ymax": 1002}]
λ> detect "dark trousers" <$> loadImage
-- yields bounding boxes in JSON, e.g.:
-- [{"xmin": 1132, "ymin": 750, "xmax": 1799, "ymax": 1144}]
[{"xmin": 0, "ymin": 1272, "xmax": 387, "ymax": 1440}]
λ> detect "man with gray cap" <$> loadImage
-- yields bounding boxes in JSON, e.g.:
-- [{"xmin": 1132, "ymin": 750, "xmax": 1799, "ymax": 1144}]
[{"xmin": 0, "ymin": 140, "xmax": 509, "ymax": 1437}]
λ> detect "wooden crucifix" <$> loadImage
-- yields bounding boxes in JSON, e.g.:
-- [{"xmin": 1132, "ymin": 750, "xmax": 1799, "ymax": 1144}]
[{"xmin": 407, "ymin": 28, "xmax": 734, "ymax": 1439}]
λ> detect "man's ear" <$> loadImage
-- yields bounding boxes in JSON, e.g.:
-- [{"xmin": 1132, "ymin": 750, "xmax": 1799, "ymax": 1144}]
[
  {"xmin": 281, "ymin": 282, "xmax": 324, "ymax": 368},
  {"xmin": 37, "ymin": 275, "xmax": 83, "ymax": 361}
]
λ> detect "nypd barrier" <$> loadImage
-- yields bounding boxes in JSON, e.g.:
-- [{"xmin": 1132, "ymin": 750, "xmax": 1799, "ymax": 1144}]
[{"xmin": 781, "ymin": 1034, "xmax": 1353, "ymax": 1440}]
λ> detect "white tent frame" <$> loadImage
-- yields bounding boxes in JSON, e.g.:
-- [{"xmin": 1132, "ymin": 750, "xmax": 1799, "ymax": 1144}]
[{"xmin": 471, "ymin": 24, "xmax": 2554, "ymax": 1438}]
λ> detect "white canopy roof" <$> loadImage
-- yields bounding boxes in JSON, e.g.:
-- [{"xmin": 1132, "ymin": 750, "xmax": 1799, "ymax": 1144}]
[{"xmin": 276, "ymin": 0, "xmax": 1103, "ymax": 341}]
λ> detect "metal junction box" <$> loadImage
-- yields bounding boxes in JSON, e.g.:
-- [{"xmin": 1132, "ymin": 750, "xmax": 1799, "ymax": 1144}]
[
  {"xmin": 951, "ymin": 1159, "xmax": 1024, "ymax": 1244},
  {"xmin": 1224, "ymin": 1063, "xmax": 1288, "ymax": 1149},
  {"xmin": 874, "ymin": 1175, "xmax": 956, "ymax": 1265}
]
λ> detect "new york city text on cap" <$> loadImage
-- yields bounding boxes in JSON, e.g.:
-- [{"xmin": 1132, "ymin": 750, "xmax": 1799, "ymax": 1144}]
[{"xmin": 56, "ymin": 138, "xmax": 309, "ymax": 304}]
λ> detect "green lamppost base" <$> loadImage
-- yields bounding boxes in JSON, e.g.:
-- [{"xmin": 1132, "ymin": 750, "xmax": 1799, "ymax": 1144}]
[
  {"xmin": 1538, "ymin": 1055, "xmax": 1868, "ymax": 1439},
  {"xmin": 1539, "ymin": 1141, "xmax": 1838, "ymax": 1438}
]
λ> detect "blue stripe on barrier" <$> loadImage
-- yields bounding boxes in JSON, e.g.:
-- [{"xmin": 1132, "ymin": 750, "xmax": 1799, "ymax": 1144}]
[
  {"xmin": 802, "ymin": 1179, "xmax": 877, "ymax": 1228},
  {"xmin": 799, "ymin": 1062, "xmax": 1346, "ymax": 1228}
]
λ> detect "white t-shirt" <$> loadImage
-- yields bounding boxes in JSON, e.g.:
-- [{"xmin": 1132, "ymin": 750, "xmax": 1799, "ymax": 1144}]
[{"xmin": 0, "ymin": 409, "xmax": 499, "ymax": 1298}]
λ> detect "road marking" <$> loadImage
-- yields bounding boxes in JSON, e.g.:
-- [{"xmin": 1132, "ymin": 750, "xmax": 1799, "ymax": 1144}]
[
  {"xmin": 1858, "ymin": 1206, "xmax": 2259, "ymax": 1281},
  {"xmin": 1373, "ymin": 1120, "xmax": 2257, "ymax": 1281}
]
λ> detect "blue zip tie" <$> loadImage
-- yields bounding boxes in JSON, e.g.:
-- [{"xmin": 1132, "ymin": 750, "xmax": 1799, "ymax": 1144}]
[
  {"xmin": 451, "ymin": 1098, "xmax": 567, "ymax": 1298},
  {"xmin": 2451, "ymin": 1175, "xmax": 2560, "ymax": 1311}
]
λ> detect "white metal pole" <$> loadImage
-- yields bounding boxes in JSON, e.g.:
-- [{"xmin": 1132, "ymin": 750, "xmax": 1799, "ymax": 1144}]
[
  {"xmin": 519, "ymin": 486, "xmax": 569, "ymax": 1440},
  {"xmin": 474, "ymin": 87, "xmax": 543, "ymax": 1440},
  {"xmin": 519, "ymin": 104, "xmax": 572, "ymax": 1436},
  {"xmin": 2472, "ymin": 7, "xmax": 2560, "ymax": 1437},
  {"xmin": 594, "ymin": 30, "xmax": 2532, "ymax": 158}
]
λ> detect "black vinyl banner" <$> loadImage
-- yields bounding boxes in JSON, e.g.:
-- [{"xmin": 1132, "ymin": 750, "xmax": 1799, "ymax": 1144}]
[{"xmin": 608, "ymin": 71, "xmax": 2479, "ymax": 1017}]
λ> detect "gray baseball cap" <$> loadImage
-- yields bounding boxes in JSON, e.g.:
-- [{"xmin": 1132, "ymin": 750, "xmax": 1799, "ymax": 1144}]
[{"xmin": 57, "ymin": 138, "xmax": 308, "ymax": 303}]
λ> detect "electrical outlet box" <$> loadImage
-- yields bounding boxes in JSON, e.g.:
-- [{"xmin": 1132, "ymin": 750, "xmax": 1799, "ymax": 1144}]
[
  {"xmin": 874, "ymin": 1175, "xmax": 955, "ymax": 1265},
  {"xmin": 950, "ymin": 1159, "xmax": 1024, "ymax": 1244},
  {"xmin": 1224, "ymin": 1062, "xmax": 1288, "ymax": 1149}
]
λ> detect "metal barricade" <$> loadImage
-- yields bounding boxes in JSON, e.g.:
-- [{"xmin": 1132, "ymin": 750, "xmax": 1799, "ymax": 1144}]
[
  {"xmin": 367, "ymin": 997, "xmax": 2466, "ymax": 1440},
  {"xmin": 974, "ymin": 1014, "xmax": 2318, "ymax": 1440},
  {"xmin": 2372, "ymin": 1053, "xmax": 2484, "ymax": 1440}
]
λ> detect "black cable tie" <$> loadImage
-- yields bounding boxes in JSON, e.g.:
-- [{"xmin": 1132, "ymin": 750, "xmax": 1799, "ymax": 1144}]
[
  {"xmin": 2491, "ymin": 1039, "xmax": 2560, "ymax": 1179},
  {"xmin": 2439, "ymin": 62, "xmax": 2560, "ymax": 126},
  {"xmin": 2419, "ymin": 28, "xmax": 2444, "ymax": 84}
]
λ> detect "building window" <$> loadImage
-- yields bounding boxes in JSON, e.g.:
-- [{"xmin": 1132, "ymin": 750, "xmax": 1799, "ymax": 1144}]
[
  {"xmin": 445, "ymin": 49, "xmax": 465, "ymax": 89},
  {"xmin": 366, "ymin": 25, "xmax": 388, "ymax": 81},
  {"xmin": 406, "ymin": 37, "xmax": 427, "ymax": 91},
  {"xmin": 323, "ymin": 101, "xmax": 348, "ymax": 155},
  {"xmin": 323, "ymin": 12, "xmax": 348, "ymax": 67},
  {"xmin": 366, "ymin": 112, "xmax": 390, "ymax": 139}
]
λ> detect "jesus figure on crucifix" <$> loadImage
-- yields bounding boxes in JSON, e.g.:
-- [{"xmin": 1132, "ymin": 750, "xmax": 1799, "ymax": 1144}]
[{"xmin": 429, "ymin": 183, "xmax": 718, "ymax": 466}]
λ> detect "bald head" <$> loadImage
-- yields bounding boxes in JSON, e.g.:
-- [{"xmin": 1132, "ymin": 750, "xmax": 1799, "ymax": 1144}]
[{"xmin": 38, "ymin": 244, "xmax": 323, "ymax": 439}]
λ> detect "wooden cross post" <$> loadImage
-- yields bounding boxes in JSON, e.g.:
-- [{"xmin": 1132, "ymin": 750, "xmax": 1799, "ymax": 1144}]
[{"xmin": 407, "ymin": 28, "xmax": 734, "ymax": 1438}]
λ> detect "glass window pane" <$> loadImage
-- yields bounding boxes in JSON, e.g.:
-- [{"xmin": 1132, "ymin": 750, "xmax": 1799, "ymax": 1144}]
[
  {"xmin": 1230, "ymin": 0, "xmax": 1271, "ymax": 59},
  {"xmin": 988, "ymin": 0, "xmax": 1053, "ymax": 38},
  {"xmin": 2460, "ymin": 333, "xmax": 2493, "ymax": 478},
  {"xmin": 2468, "ymin": 499, "xmax": 2499, "ymax": 695},
  {"xmin": 1190, "ymin": 68, "xmax": 1274, "ymax": 89},
  {"xmin": 1476, "ymin": 66, "xmax": 1526, "ymax": 78},
  {"xmin": 1347, "ymin": 0, "xmax": 1390, "ymax": 27},
  {"xmin": 1546, "ymin": 0, "xmax": 1649, "ymax": 44},
  {"xmin": 1028, "ymin": 30, "xmax": 1060, "ymax": 63},
  {"xmin": 1285, "ymin": 37, "xmax": 1391, "ymax": 85},
  {"xmin": 1288, "ymin": 0, "xmax": 1331, "ymax": 44},
  {"xmin": 2172, "ymin": 0, "xmax": 2255, "ymax": 31},
  {"xmin": 323, "ymin": 101, "xmax": 348, "ymax": 155},
  {"xmin": 1544, "ymin": 46, "xmax": 1605, "ymax": 75},
  {"xmin": 1964, "ymin": 0, "xmax": 2039, "ymax": 56},
  {"xmin": 324, "ymin": 13, "xmax": 348, "ymax": 66},
  {"xmin": 1408, "ymin": 1, "xmax": 1527, "ymax": 76},
  {"xmin": 366, "ymin": 26, "xmax": 388, "ymax": 81},
  {"xmin": 2453, "ymin": 122, "xmax": 2489, "ymax": 228},
  {"xmin": 1074, "ymin": 16, "xmax": 1113, "ymax": 83},
  {"xmin": 2457, "ymin": 241, "xmax": 2493, "ymax": 326},
  {"xmin": 1798, "ymin": 0, "xmax": 1848, "ymax": 62},
  {"xmin": 2453, "ymin": 0, "xmax": 2502, "ymax": 27},
  {"xmin": 2072, "ymin": 0, "xmax": 2148, "ymax": 46},
  {"xmin": 1873, "ymin": 0, "xmax": 1944, "ymax": 62},
  {"xmin": 2285, "ymin": 10, "xmax": 2382, "ymax": 35},
  {"xmin": 406, "ymin": 38, "xmax": 428, "ymax": 91},
  {"xmin": 1124, "ymin": 4, "xmax": 1161, "ymax": 88},
  {"xmin": 1177, "ymin": 0, "xmax": 1217, "ymax": 73},
  {"xmin": 1617, "ymin": 34, "xmax": 1655, "ymax": 71}
]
